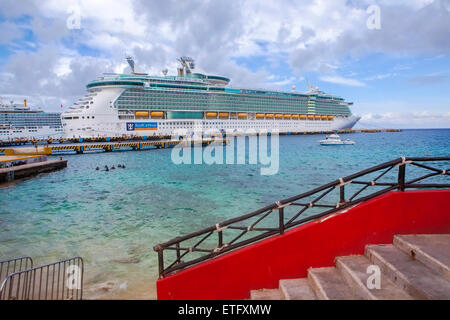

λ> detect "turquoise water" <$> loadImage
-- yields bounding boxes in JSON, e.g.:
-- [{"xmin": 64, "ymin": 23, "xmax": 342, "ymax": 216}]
[{"xmin": 0, "ymin": 129, "xmax": 449, "ymax": 298}]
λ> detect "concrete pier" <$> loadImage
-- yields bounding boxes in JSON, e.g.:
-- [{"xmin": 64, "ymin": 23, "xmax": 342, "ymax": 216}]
[
  {"xmin": 0, "ymin": 159, "xmax": 67, "ymax": 185},
  {"xmin": 0, "ymin": 129, "xmax": 401, "ymax": 147},
  {"xmin": 0, "ymin": 138, "xmax": 220, "ymax": 156}
]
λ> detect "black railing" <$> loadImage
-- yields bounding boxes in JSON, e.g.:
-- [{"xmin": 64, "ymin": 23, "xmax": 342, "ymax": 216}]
[
  {"xmin": 0, "ymin": 257, "xmax": 84, "ymax": 300},
  {"xmin": 154, "ymin": 157, "xmax": 450, "ymax": 278}
]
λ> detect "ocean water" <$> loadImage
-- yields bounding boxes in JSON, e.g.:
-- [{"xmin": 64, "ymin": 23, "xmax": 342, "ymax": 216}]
[{"xmin": 0, "ymin": 129, "xmax": 449, "ymax": 299}]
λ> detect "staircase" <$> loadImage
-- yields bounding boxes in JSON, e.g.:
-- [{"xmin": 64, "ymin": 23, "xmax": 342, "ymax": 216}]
[{"xmin": 250, "ymin": 234, "xmax": 450, "ymax": 300}]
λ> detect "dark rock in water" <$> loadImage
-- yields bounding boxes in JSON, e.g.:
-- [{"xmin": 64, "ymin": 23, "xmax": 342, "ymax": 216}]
[
  {"xmin": 112, "ymin": 257, "xmax": 141, "ymax": 264},
  {"xmin": 96, "ymin": 167, "xmax": 99, "ymax": 170},
  {"xmin": 127, "ymin": 246, "xmax": 146, "ymax": 256},
  {"xmin": 97, "ymin": 281, "xmax": 117, "ymax": 292},
  {"xmin": 111, "ymin": 166, "xmax": 115, "ymax": 170},
  {"xmin": 85, "ymin": 280, "xmax": 127, "ymax": 298}
]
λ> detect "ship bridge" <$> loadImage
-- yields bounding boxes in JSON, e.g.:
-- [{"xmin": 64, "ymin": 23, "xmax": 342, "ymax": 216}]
[{"xmin": 188, "ymin": 73, "xmax": 230, "ymax": 86}]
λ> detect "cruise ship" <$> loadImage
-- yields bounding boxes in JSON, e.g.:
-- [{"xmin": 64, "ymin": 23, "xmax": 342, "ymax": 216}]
[
  {"xmin": 0, "ymin": 99, "xmax": 63, "ymax": 141},
  {"xmin": 62, "ymin": 57, "xmax": 359, "ymax": 138}
]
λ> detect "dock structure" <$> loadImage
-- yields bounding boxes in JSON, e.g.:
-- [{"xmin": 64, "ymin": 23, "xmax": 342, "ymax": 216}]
[
  {"xmin": 0, "ymin": 138, "xmax": 219, "ymax": 156},
  {"xmin": 0, "ymin": 129, "xmax": 401, "ymax": 147},
  {"xmin": 0, "ymin": 158, "xmax": 67, "ymax": 184},
  {"xmin": 0, "ymin": 128, "xmax": 402, "ymax": 156},
  {"xmin": 0, "ymin": 134, "xmax": 173, "ymax": 147}
]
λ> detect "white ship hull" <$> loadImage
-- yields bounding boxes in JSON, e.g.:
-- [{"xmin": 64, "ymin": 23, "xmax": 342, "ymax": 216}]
[
  {"xmin": 63, "ymin": 115, "xmax": 360, "ymax": 139},
  {"xmin": 0, "ymin": 126, "xmax": 64, "ymax": 141}
]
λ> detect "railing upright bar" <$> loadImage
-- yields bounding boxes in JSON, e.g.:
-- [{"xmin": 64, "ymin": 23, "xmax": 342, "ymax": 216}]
[
  {"xmin": 218, "ymin": 231, "xmax": 223, "ymax": 248},
  {"xmin": 80, "ymin": 258, "xmax": 84, "ymax": 300},
  {"xmin": 175, "ymin": 242, "xmax": 181, "ymax": 263},
  {"xmin": 398, "ymin": 163, "xmax": 406, "ymax": 191},
  {"xmin": 158, "ymin": 250, "xmax": 164, "ymax": 279},
  {"xmin": 279, "ymin": 207, "xmax": 284, "ymax": 235},
  {"xmin": 340, "ymin": 184, "xmax": 345, "ymax": 204}
]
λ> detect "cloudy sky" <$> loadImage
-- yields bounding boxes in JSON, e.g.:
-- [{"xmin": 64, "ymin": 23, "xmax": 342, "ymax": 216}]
[{"xmin": 0, "ymin": 0, "xmax": 449, "ymax": 128}]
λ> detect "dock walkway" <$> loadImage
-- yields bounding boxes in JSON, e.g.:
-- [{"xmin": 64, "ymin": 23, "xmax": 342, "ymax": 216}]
[
  {"xmin": 0, "ymin": 139, "xmax": 216, "ymax": 156},
  {"xmin": 0, "ymin": 159, "xmax": 67, "ymax": 184}
]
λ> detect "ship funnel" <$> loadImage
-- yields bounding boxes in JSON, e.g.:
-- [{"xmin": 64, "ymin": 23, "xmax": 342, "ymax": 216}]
[{"xmin": 126, "ymin": 56, "xmax": 136, "ymax": 73}]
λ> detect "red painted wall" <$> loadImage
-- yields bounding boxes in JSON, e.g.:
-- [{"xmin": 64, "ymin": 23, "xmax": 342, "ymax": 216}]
[{"xmin": 157, "ymin": 190, "xmax": 450, "ymax": 300}]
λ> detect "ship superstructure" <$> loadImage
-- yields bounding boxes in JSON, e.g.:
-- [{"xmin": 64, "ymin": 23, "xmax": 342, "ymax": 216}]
[
  {"xmin": 62, "ymin": 57, "xmax": 359, "ymax": 138},
  {"xmin": 0, "ymin": 99, "xmax": 63, "ymax": 141}
]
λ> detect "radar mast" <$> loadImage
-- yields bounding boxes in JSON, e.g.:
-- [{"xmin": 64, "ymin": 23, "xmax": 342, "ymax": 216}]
[
  {"xmin": 177, "ymin": 57, "xmax": 195, "ymax": 76},
  {"xmin": 126, "ymin": 56, "xmax": 136, "ymax": 74}
]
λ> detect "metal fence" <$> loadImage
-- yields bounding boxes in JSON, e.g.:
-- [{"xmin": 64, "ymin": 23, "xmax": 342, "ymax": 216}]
[
  {"xmin": 0, "ymin": 257, "xmax": 33, "ymax": 286},
  {"xmin": 154, "ymin": 156, "xmax": 450, "ymax": 278},
  {"xmin": 0, "ymin": 257, "xmax": 84, "ymax": 300}
]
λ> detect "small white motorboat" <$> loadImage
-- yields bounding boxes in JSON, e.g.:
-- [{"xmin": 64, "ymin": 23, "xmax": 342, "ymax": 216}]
[{"xmin": 319, "ymin": 134, "xmax": 355, "ymax": 145}]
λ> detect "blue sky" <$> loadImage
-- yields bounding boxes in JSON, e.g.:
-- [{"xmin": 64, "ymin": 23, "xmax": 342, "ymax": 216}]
[{"xmin": 0, "ymin": 0, "xmax": 449, "ymax": 128}]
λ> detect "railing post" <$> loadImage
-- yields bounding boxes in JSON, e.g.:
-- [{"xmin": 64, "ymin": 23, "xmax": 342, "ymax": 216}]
[
  {"xmin": 340, "ymin": 185, "xmax": 345, "ymax": 204},
  {"xmin": 218, "ymin": 231, "xmax": 223, "ymax": 248},
  {"xmin": 279, "ymin": 207, "xmax": 284, "ymax": 235},
  {"xmin": 175, "ymin": 242, "xmax": 181, "ymax": 262},
  {"xmin": 398, "ymin": 163, "xmax": 406, "ymax": 191},
  {"xmin": 157, "ymin": 249, "xmax": 164, "ymax": 279}
]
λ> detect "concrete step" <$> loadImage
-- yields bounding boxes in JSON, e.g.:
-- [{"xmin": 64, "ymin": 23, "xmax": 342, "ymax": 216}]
[
  {"xmin": 366, "ymin": 244, "xmax": 450, "ymax": 300},
  {"xmin": 279, "ymin": 279, "xmax": 317, "ymax": 300},
  {"xmin": 250, "ymin": 288, "xmax": 284, "ymax": 300},
  {"xmin": 336, "ymin": 255, "xmax": 413, "ymax": 300},
  {"xmin": 308, "ymin": 267, "xmax": 364, "ymax": 300},
  {"xmin": 394, "ymin": 234, "xmax": 450, "ymax": 281}
]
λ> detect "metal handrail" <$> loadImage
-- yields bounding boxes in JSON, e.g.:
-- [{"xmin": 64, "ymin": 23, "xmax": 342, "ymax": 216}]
[
  {"xmin": 0, "ymin": 257, "xmax": 84, "ymax": 300},
  {"xmin": 0, "ymin": 257, "xmax": 33, "ymax": 286},
  {"xmin": 153, "ymin": 156, "xmax": 450, "ymax": 278}
]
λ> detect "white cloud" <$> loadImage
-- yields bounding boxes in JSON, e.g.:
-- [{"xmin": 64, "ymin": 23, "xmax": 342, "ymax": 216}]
[
  {"xmin": 364, "ymin": 73, "xmax": 396, "ymax": 81},
  {"xmin": 358, "ymin": 111, "xmax": 450, "ymax": 128},
  {"xmin": 320, "ymin": 75, "xmax": 366, "ymax": 87},
  {"xmin": 0, "ymin": 21, "xmax": 23, "ymax": 44},
  {"xmin": 0, "ymin": 0, "xmax": 448, "ymax": 125}
]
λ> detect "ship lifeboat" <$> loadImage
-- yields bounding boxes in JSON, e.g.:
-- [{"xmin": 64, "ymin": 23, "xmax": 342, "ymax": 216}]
[
  {"xmin": 307, "ymin": 115, "xmax": 314, "ymax": 120},
  {"xmin": 265, "ymin": 113, "xmax": 274, "ymax": 119},
  {"xmin": 238, "ymin": 113, "xmax": 248, "ymax": 119},
  {"xmin": 275, "ymin": 114, "xmax": 283, "ymax": 119},
  {"xmin": 291, "ymin": 114, "xmax": 299, "ymax": 119},
  {"xmin": 150, "ymin": 111, "xmax": 164, "ymax": 118},
  {"xmin": 328, "ymin": 115, "xmax": 334, "ymax": 120},
  {"xmin": 206, "ymin": 112, "xmax": 218, "ymax": 118},
  {"xmin": 219, "ymin": 112, "xmax": 229, "ymax": 118},
  {"xmin": 135, "ymin": 111, "xmax": 149, "ymax": 117},
  {"xmin": 256, "ymin": 113, "xmax": 265, "ymax": 119},
  {"xmin": 314, "ymin": 115, "xmax": 321, "ymax": 120},
  {"xmin": 300, "ymin": 115, "xmax": 307, "ymax": 119},
  {"xmin": 321, "ymin": 115, "xmax": 328, "ymax": 120},
  {"xmin": 284, "ymin": 114, "xmax": 291, "ymax": 119}
]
